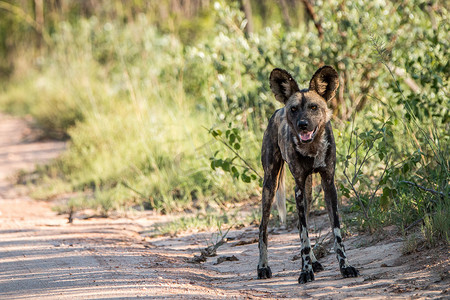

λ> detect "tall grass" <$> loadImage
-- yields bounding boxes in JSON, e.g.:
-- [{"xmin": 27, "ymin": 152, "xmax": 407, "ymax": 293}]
[{"xmin": 1, "ymin": 14, "xmax": 261, "ymax": 214}]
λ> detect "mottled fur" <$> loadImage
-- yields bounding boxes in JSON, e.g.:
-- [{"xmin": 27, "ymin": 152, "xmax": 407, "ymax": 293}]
[{"xmin": 257, "ymin": 66, "xmax": 359, "ymax": 284}]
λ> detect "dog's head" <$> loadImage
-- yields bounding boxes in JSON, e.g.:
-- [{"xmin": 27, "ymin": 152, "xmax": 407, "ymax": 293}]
[{"xmin": 269, "ymin": 66, "xmax": 338, "ymax": 144}]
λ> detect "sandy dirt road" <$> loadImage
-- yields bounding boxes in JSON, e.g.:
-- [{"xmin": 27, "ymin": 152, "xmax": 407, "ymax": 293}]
[{"xmin": 0, "ymin": 113, "xmax": 448, "ymax": 299}]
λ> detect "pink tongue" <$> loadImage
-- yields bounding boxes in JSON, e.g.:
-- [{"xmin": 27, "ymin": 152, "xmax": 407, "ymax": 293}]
[{"xmin": 300, "ymin": 131, "xmax": 313, "ymax": 141}]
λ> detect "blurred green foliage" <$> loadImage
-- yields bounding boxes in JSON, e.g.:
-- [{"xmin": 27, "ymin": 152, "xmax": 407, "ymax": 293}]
[{"xmin": 0, "ymin": 0, "xmax": 448, "ymax": 243}]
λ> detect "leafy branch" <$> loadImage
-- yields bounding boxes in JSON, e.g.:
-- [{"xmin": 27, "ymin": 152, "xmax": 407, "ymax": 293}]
[
  {"xmin": 341, "ymin": 116, "xmax": 392, "ymax": 226},
  {"xmin": 399, "ymin": 181, "xmax": 447, "ymax": 200},
  {"xmin": 205, "ymin": 125, "xmax": 262, "ymax": 185}
]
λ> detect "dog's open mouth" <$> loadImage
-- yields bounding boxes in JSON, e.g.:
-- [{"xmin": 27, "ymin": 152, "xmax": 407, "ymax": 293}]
[{"xmin": 299, "ymin": 127, "xmax": 317, "ymax": 143}]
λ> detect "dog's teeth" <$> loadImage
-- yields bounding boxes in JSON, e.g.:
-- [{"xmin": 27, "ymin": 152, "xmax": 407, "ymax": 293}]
[{"xmin": 300, "ymin": 131, "xmax": 313, "ymax": 141}]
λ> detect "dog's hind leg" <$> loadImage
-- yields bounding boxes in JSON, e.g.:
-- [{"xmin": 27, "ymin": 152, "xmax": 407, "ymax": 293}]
[
  {"xmin": 321, "ymin": 172, "xmax": 359, "ymax": 278},
  {"xmin": 304, "ymin": 175, "xmax": 324, "ymax": 273},
  {"xmin": 257, "ymin": 136, "xmax": 283, "ymax": 279},
  {"xmin": 295, "ymin": 181, "xmax": 316, "ymax": 284}
]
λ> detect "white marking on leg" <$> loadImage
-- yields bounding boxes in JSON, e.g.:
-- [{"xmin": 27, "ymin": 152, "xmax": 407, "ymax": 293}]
[
  {"xmin": 333, "ymin": 228, "xmax": 341, "ymax": 239},
  {"xmin": 333, "ymin": 227, "xmax": 350, "ymax": 268},
  {"xmin": 300, "ymin": 226, "xmax": 313, "ymax": 271}
]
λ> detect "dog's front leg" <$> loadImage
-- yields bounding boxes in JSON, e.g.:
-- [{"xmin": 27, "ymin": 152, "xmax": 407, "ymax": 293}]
[
  {"xmin": 321, "ymin": 172, "xmax": 359, "ymax": 278},
  {"xmin": 257, "ymin": 164, "xmax": 283, "ymax": 279},
  {"xmin": 295, "ymin": 182, "xmax": 316, "ymax": 284},
  {"xmin": 257, "ymin": 178, "xmax": 275, "ymax": 279}
]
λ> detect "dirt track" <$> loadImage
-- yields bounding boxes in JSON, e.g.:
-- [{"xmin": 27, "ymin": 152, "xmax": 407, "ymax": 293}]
[{"xmin": 0, "ymin": 113, "xmax": 448, "ymax": 299}]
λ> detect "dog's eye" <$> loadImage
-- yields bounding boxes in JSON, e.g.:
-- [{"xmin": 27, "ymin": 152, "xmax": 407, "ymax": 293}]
[
  {"xmin": 310, "ymin": 105, "xmax": 318, "ymax": 110},
  {"xmin": 290, "ymin": 106, "xmax": 297, "ymax": 112}
]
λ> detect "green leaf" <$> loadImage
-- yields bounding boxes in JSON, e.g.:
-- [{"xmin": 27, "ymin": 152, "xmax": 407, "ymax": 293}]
[
  {"xmin": 380, "ymin": 187, "xmax": 391, "ymax": 210},
  {"xmin": 386, "ymin": 130, "xmax": 393, "ymax": 138},
  {"xmin": 215, "ymin": 159, "xmax": 223, "ymax": 168},
  {"xmin": 212, "ymin": 129, "xmax": 222, "ymax": 138},
  {"xmin": 402, "ymin": 164, "xmax": 410, "ymax": 174},
  {"xmin": 233, "ymin": 143, "xmax": 241, "ymax": 150},
  {"xmin": 241, "ymin": 173, "xmax": 251, "ymax": 183},
  {"xmin": 222, "ymin": 161, "xmax": 230, "ymax": 172}
]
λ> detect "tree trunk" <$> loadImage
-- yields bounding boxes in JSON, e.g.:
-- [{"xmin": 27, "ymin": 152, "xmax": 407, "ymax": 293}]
[
  {"xmin": 301, "ymin": 0, "xmax": 324, "ymax": 40},
  {"xmin": 279, "ymin": 0, "xmax": 292, "ymax": 28},
  {"xmin": 241, "ymin": 0, "xmax": 254, "ymax": 34},
  {"xmin": 34, "ymin": 0, "xmax": 44, "ymax": 47}
]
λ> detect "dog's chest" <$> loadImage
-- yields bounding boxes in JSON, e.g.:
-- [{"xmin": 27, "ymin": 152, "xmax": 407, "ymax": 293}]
[
  {"xmin": 280, "ymin": 129, "xmax": 328, "ymax": 170},
  {"xmin": 296, "ymin": 135, "xmax": 328, "ymax": 169}
]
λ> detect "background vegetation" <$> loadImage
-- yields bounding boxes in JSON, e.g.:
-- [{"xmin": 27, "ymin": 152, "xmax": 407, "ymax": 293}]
[{"xmin": 0, "ymin": 0, "xmax": 448, "ymax": 244}]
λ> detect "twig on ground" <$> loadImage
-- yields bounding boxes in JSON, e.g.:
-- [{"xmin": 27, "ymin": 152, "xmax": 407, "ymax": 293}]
[
  {"xmin": 187, "ymin": 227, "xmax": 231, "ymax": 264},
  {"xmin": 68, "ymin": 207, "xmax": 74, "ymax": 224},
  {"xmin": 404, "ymin": 217, "xmax": 425, "ymax": 232},
  {"xmin": 214, "ymin": 255, "xmax": 239, "ymax": 265},
  {"xmin": 231, "ymin": 238, "xmax": 258, "ymax": 247}
]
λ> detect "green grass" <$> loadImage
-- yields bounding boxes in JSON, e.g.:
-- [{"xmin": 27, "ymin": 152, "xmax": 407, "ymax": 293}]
[{"xmin": 0, "ymin": 15, "xmax": 262, "ymax": 215}]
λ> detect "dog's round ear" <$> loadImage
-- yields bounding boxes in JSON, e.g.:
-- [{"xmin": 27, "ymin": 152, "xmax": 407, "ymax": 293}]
[
  {"xmin": 309, "ymin": 66, "xmax": 339, "ymax": 102},
  {"xmin": 270, "ymin": 68, "xmax": 300, "ymax": 104}
]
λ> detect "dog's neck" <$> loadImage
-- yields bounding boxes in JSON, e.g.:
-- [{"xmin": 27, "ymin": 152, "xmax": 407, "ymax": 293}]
[{"xmin": 293, "ymin": 129, "xmax": 329, "ymax": 168}]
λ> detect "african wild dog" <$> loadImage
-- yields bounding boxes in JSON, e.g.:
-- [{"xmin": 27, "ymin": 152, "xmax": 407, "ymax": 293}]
[{"xmin": 257, "ymin": 66, "xmax": 359, "ymax": 283}]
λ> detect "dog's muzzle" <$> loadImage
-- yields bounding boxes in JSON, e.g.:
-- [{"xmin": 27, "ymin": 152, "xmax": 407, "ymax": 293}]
[{"xmin": 299, "ymin": 127, "xmax": 317, "ymax": 143}]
